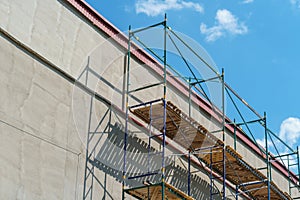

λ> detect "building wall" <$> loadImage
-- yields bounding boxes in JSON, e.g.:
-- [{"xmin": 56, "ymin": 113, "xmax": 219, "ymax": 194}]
[{"xmin": 0, "ymin": 0, "xmax": 296, "ymax": 199}]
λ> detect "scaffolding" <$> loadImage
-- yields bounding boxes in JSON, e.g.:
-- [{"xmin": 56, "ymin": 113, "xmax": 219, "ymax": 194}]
[{"xmin": 121, "ymin": 15, "xmax": 300, "ymax": 200}]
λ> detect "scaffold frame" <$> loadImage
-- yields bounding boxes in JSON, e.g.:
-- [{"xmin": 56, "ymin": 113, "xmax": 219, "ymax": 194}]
[
  {"xmin": 75, "ymin": 14, "xmax": 300, "ymax": 200},
  {"xmin": 120, "ymin": 15, "xmax": 299, "ymax": 200}
]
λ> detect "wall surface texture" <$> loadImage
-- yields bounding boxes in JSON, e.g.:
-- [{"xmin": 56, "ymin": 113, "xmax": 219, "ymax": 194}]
[{"xmin": 0, "ymin": 0, "xmax": 296, "ymax": 199}]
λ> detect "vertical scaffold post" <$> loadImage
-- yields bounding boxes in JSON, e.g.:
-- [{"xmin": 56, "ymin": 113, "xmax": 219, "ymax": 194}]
[
  {"xmin": 188, "ymin": 151, "xmax": 191, "ymax": 196},
  {"xmin": 148, "ymin": 103, "xmax": 153, "ymax": 176},
  {"xmin": 210, "ymin": 147, "xmax": 214, "ymax": 200},
  {"xmin": 188, "ymin": 78, "xmax": 192, "ymax": 118},
  {"xmin": 235, "ymin": 185, "xmax": 239, "ymax": 200},
  {"xmin": 122, "ymin": 25, "xmax": 131, "ymax": 200},
  {"xmin": 234, "ymin": 118, "xmax": 237, "ymax": 200},
  {"xmin": 298, "ymin": 146, "xmax": 300, "ymax": 187},
  {"xmin": 234, "ymin": 119, "xmax": 236, "ymax": 151},
  {"xmin": 221, "ymin": 68, "xmax": 226, "ymax": 200},
  {"xmin": 288, "ymin": 154, "xmax": 291, "ymax": 195},
  {"xmin": 161, "ymin": 13, "xmax": 167, "ymax": 200},
  {"xmin": 264, "ymin": 112, "xmax": 271, "ymax": 200}
]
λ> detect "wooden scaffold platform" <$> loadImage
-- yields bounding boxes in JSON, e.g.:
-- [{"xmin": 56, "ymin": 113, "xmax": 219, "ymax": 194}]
[
  {"xmin": 130, "ymin": 101, "xmax": 292, "ymax": 200},
  {"xmin": 124, "ymin": 182, "xmax": 195, "ymax": 200}
]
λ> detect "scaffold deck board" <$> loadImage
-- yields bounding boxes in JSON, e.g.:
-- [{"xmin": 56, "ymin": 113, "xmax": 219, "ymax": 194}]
[
  {"xmin": 201, "ymin": 146, "xmax": 266, "ymax": 185},
  {"xmin": 242, "ymin": 181, "xmax": 293, "ymax": 200},
  {"xmin": 132, "ymin": 101, "xmax": 222, "ymax": 151},
  {"xmin": 124, "ymin": 182, "xmax": 195, "ymax": 200},
  {"xmin": 130, "ymin": 101, "xmax": 291, "ymax": 200}
]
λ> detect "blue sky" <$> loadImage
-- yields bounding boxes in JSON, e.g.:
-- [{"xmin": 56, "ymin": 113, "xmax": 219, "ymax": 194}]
[{"xmin": 85, "ymin": 0, "xmax": 300, "ymax": 151}]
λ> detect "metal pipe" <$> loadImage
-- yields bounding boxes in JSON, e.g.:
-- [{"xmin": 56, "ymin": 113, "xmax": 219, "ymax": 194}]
[
  {"xmin": 132, "ymin": 34, "xmax": 185, "ymax": 86},
  {"xmin": 267, "ymin": 128, "xmax": 294, "ymax": 152},
  {"xmin": 128, "ymin": 82, "xmax": 164, "ymax": 94},
  {"xmin": 122, "ymin": 25, "xmax": 131, "ymax": 200},
  {"xmin": 234, "ymin": 119, "xmax": 237, "ymax": 150},
  {"xmin": 190, "ymin": 76, "xmax": 220, "ymax": 85},
  {"xmin": 128, "ymin": 172, "xmax": 159, "ymax": 179},
  {"xmin": 238, "ymin": 180, "xmax": 267, "ymax": 187},
  {"xmin": 148, "ymin": 103, "xmax": 153, "ymax": 175},
  {"xmin": 235, "ymin": 185, "xmax": 239, "ymax": 200},
  {"xmin": 235, "ymin": 118, "xmax": 263, "ymax": 126},
  {"xmin": 168, "ymin": 28, "xmax": 220, "ymax": 76},
  {"xmin": 264, "ymin": 112, "xmax": 271, "ymax": 200},
  {"xmin": 224, "ymin": 82, "xmax": 263, "ymax": 120},
  {"xmin": 268, "ymin": 132, "xmax": 286, "ymax": 167},
  {"xmin": 298, "ymin": 146, "xmax": 300, "ymax": 186},
  {"xmin": 129, "ymin": 98, "xmax": 162, "ymax": 109},
  {"xmin": 288, "ymin": 154, "xmax": 292, "ymax": 196},
  {"xmin": 222, "ymin": 69, "xmax": 226, "ymax": 200},
  {"xmin": 188, "ymin": 151, "xmax": 191, "ymax": 196},
  {"xmin": 189, "ymin": 78, "xmax": 192, "ymax": 118},
  {"xmin": 166, "ymin": 31, "xmax": 213, "ymax": 106},
  {"xmin": 225, "ymin": 87, "xmax": 265, "ymax": 155},
  {"xmin": 273, "ymin": 152, "xmax": 298, "ymax": 158},
  {"xmin": 161, "ymin": 13, "xmax": 167, "ymax": 200},
  {"xmin": 130, "ymin": 21, "xmax": 164, "ymax": 34},
  {"xmin": 210, "ymin": 147, "xmax": 213, "ymax": 200}
]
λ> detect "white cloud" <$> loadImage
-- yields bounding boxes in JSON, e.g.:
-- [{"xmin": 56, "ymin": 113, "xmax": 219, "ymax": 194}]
[
  {"xmin": 135, "ymin": 0, "xmax": 204, "ymax": 17},
  {"xmin": 200, "ymin": 9, "xmax": 248, "ymax": 42},
  {"xmin": 256, "ymin": 138, "xmax": 273, "ymax": 148},
  {"xmin": 256, "ymin": 118, "xmax": 300, "ymax": 169},
  {"xmin": 242, "ymin": 0, "xmax": 254, "ymax": 4},
  {"xmin": 291, "ymin": 0, "xmax": 300, "ymax": 8},
  {"xmin": 256, "ymin": 138, "xmax": 264, "ymax": 147},
  {"xmin": 279, "ymin": 117, "xmax": 300, "ymax": 147}
]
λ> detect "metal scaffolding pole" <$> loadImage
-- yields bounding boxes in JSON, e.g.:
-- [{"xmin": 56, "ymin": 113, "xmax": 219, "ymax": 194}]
[
  {"xmin": 222, "ymin": 69, "xmax": 226, "ymax": 200},
  {"xmin": 188, "ymin": 151, "xmax": 191, "ymax": 196},
  {"xmin": 161, "ymin": 13, "xmax": 167, "ymax": 200},
  {"xmin": 264, "ymin": 112, "xmax": 271, "ymax": 200},
  {"xmin": 122, "ymin": 25, "xmax": 131, "ymax": 200},
  {"xmin": 298, "ymin": 146, "xmax": 300, "ymax": 186}
]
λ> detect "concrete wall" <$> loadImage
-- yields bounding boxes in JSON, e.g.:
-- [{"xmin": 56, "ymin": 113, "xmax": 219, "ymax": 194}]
[
  {"xmin": 0, "ymin": 0, "xmax": 296, "ymax": 199},
  {"xmin": 0, "ymin": 28, "xmax": 83, "ymax": 199},
  {"xmin": 0, "ymin": 0, "xmax": 102, "ymax": 199}
]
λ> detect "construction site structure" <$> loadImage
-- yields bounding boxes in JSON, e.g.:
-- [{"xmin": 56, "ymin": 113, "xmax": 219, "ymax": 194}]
[
  {"xmin": 0, "ymin": 0, "xmax": 300, "ymax": 199},
  {"xmin": 120, "ymin": 16, "xmax": 300, "ymax": 200}
]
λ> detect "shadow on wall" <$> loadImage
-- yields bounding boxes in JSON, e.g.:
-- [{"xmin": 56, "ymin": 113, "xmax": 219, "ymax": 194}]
[
  {"xmin": 93, "ymin": 122, "xmax": 171, "ymax": 188},
  {"xmin": 90, "ymin": 122, "xmax": 224, "ymax": 199},
  {"xmin": 170, "ymin": 164, "xmax": 223, "ymax": 200}
]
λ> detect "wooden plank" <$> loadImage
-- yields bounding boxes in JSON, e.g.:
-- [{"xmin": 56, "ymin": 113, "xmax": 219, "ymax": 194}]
[
  {"xmin": 125, "ymin": 182, "xmax": 195, "ymax": 200},
  {"xmin": 150, "ymin": 186, "xmax": 160, "ymax": 200},
  {"xmin": 130, "ymin": 101, "xmax": 292, "ymax": 200},
  {"xmin": 165, "ymin": 182, "xmax": 195, "ymax": 200}
]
